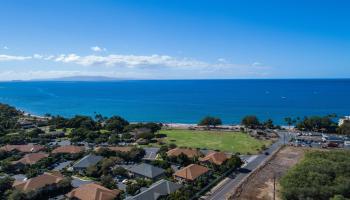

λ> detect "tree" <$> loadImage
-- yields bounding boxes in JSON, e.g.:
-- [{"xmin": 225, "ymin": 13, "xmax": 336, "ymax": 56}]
[
  {"xmin": 48, "ymin": 115, "xmax": 68, "ymax": 129},
  {"xmin": 105, "ymin": 116, "xmax": 129, "ymax": 133},
  {"xmin": 280, "ymin": 151, "xmax": 350, "ymax": 200},
  {"xmin": 100, "ymin": 158, "xmax": 116, "ymax": 175},
  {"xmin": 284, "ymin": 117, "xmax": 296, "ymax": 129},
  {"xmin": 331, "ymin": 195, "xmax": 350, "ymax": 200},
  {"xmin": 66, "ymin": 115, "xmax": 97, "ymax": 130},
  {"xmin": 94, "ymin": 113, "xmax": 107, "ymax": 123},
  {"xmin": 101, "ymin": 175, "xmax": 118, "ymax": 189},
  {"xmin": 0, "ymin": 176, "xmax": 14, "ymax": 194},
  {"xmin": 113, "ymin": 167, "xmax": 128, "ymax": 177},
  {"xmin": 7, "ymin": 190, "xmax": 26, "ymax": 200},
  {"xmin": 27, "ymin": 128, "xmax": 44, "ymax": 138},
  {"xmin": 296, "ymin": 115, "xmax": 337, "ymax": 133},
  {"xmin": 108, "ymin": 134, "xmax": 120, "ymax": 144},
  {"xmin": 263, "ymin": 119, "xmax": 274, "ymax": 129},
  {"xmin": 198, "ymin": 116, "xmax": 222, "ymax": 127},
  {"xmin": 338, "ymin": 122, "xmax": 350, "ymax": 135},
  {"xmin": 241, "ymin": 115, "xmax": 260, "ymax": 128},
  {"xmin": 124, "ymin": 123, "xmax": 162, "ymax": 133},
  {"xmin": 126, "ymin": 183, "xmax": 140, "ymax": 195},
  {"xmin": 226, "ymin": 155, "xmax": 243, "ymax": 169},
  {"xmin": 86, "ymin": 165, "xmax": 100, "ymax": 178}
]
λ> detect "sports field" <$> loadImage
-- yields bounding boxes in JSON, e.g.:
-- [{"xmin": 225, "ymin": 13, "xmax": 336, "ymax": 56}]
[{"xmin": 159, "ymin": 129, "xmax": 271, "ymax": 154}]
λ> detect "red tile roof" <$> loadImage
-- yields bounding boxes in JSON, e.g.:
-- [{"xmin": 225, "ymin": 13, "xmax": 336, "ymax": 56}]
[
  {"xmin": 173, "ymin": 164, "xmax": 209, "ymax": 181},
  {"xmin": 12, "ymin": 152, "xmax": 49, "ymax": 165},
  {"xmin": 13, "ymin": 172, "xmax": 64, "ymax": 192},
  {"xmin": 52, "ymin": 145, "xmax": 84, "ymax": 154},
  {"xmin": 95, "ymin": 146, "xmax": 133, "ymax": 153},
  {"xmin": 199, "ymin": 152, "xmax": 228, "ymax": 165},
  {"xmin": 166, "ymin": 148, "xmax": 200, "ymax": 158},
  {"xmin": 0, "ymin": 144, "xmax": 44, "ymax": 152},
  {"xmin": 66, "ymin": 183, "xmax": 121, "ymax": 200}
]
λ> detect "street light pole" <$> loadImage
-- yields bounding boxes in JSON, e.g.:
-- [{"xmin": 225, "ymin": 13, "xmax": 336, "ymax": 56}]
[{"xmin": 273, "ymin": 172, "xmax": 276, "ymax": 200}]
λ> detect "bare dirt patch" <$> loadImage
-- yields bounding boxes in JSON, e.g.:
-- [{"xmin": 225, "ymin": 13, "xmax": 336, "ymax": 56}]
[{"xmin": 237, "ymin": 147, "xmax": 305, "ymax": 200}]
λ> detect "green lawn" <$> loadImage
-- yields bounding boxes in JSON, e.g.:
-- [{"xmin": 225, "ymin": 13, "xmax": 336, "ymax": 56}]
[{"xmin": 159, "ymin": 129, "xmax": 271, "ymax": 154}]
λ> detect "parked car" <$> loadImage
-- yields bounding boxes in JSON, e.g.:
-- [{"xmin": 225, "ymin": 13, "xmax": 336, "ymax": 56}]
[
  {"xmin": 344, "ymin": 140, "xmax": 350, "ymax": 146},
  {"xmin": 322, "ymin": 142, "xmax": 339, "ymax": 148}
]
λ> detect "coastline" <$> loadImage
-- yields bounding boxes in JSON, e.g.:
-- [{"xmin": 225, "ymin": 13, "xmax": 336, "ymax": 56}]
[{"xmin": 21, "ymin": 109, "xmax": 293, "ymax": 129}]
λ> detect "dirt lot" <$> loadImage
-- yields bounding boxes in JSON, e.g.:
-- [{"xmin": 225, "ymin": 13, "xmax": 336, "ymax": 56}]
[{"xmin": 237, "ymin": 147, "xmax": 305, "ymax": 200}]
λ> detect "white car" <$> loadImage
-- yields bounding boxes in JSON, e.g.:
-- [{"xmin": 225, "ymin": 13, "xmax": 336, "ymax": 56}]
[{"xmin": 344, "ymin": 141, "xmax": 350, "ymax": 146}]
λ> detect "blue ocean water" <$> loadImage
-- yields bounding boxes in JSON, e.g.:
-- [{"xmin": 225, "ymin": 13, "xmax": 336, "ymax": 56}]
[{"xmin": 0, "ymin": 79, "xmax": 349, "ymax": 124}]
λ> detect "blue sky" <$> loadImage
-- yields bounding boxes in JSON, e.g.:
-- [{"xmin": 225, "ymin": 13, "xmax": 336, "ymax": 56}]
[{"xmin": 0, "ymin": 0, "xmax": 349, "ymax": 80}]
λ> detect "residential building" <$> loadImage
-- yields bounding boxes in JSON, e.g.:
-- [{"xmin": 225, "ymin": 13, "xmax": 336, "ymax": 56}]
[
  {"xmin": 53, "ymin": 161, "xmax": 73, "ymax": 171},
  {"xmin": 142, "ymin": 147, "xmax": 160, "ymax": 161},
  {"xmin": 95, "ymin": 146, "xmax": 133, "ymax": 153},
  {"xmin": 127, "ymin": 179, "xmax": 182, "ymax": 200},
  {"xmin": 71, "ymin": 177, "xmax": 93, "ymax": 188},
  {"xmin": 72, "ymin": 154, "xmax": 103, "ymax": 171},
  {"xmin": 166, "ymin": 148, "xmax": 201, "ymax": 158},
  {"xmin": 0, "ymin": 144, "xmax": 44, "ymax": 153},
  {"xmin": 13, "ymin": 172, "xmax": 65, "ymax": 192},
  {"xmin": 12, "ymin": 152, "xmax": 49, "ymax": 165},
  {"xmin": 126, "ymin": 163, "xmax": 165, "ymax": 180},
  {"xmin": 18, "ymin": 120, "xmax": 36, "ymax": 129},
  {"xmin": 52, "ymin": 145, "xmax": 85, "ymax": 154},
  {"xmin": 66, "ymin": 183, "xmax": 121, "ymax": 200},
  {"xmin": 173, "ymin": 164, "xmax": 209, "ymax": 182},
  {"xmin": 199, "ymin": 152, "xmax": 228, "ymax": 165}
]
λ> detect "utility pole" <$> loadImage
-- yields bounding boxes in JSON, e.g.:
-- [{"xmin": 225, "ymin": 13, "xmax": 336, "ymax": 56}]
[{"xmin": 273, "ymin": 172, "xmax": 276, "ymax": 200}]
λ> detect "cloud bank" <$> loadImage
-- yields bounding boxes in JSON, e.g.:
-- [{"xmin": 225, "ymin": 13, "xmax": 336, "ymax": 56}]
[
  {"xmin": 0, "ymin": 55, "xmax": 32, "ymax": 61},
  {"xmin": 0, "ymin": 52, "xmax": 270, "ymax": 80}
]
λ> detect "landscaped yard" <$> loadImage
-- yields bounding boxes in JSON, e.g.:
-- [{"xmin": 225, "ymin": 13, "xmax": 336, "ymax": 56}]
[{"xmin": 159, "ymin": 129, "xmax": 272, "ymax": 154}]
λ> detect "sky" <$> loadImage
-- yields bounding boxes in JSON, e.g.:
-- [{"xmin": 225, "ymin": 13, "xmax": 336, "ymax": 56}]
[{"xmin": 0, "ymin": 0, "xmax": 349, "ymax": 80}]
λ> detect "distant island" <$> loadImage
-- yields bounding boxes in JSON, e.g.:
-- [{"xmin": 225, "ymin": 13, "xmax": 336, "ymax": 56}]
[{"xmin": 31, "ymin": 76, "xmax": 122, "ymax": 82}]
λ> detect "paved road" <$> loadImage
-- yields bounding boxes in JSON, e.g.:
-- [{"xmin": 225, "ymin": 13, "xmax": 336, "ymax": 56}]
[{"xmin": 204, "ymin": 131, "xmax": 290, "ymax": 200}]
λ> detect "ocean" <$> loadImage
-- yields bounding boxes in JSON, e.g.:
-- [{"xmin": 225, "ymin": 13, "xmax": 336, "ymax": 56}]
[{"xmin": 0, "ymin": 79, "xmax": 349, "ymax": 124}]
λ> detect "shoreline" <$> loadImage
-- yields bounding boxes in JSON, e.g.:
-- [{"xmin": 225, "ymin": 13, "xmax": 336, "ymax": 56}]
[{"xmin": 21, "ymin": 110, "xmax": 293, "ymax": 129}]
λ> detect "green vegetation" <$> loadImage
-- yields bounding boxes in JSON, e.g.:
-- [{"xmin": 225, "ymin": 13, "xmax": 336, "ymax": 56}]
[
  {"xmin": 338, "ymin": 122, "xmax": 350, "ymax": 135},
  {"xmin": 242, "ymin": 115, "xmax": 260, "ymax": 128},
  {"xmin": 198, "ymin": 116, "xmax": 222, "ymax": 127},
  {"xmin": 0, "ymin": 103, "xmax": 21, "ymax": 134},
  {"xmin": 280, "ymin": 150, "xmax": 350, "ymax": 200},
  {"xmin": 159, "ymin": 129, "xmax": 271, "ymax": 154},
  {"xmin": 296, "ymin": 115, "xmax": 338, "ymax": 133},
  {"xmin": 241, "ymin": 115, "xmax": 277, "ymax": 129}
]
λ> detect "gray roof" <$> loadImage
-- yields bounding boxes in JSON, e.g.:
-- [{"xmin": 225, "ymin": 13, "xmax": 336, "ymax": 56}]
[
  {"xmin": 128, "ymin": 163, "xmax": 165, "ymax": 179},
  {"xmin": 127, "ymin": 179, "xmax": 182, "ymax": 200},
  {"xmin": 71, "ymin": 177, "xmax": 93, "ymax": 188},
  {"xmin": 73, "ymin": 154, "xmax": 103, "ymax": 169},
  {"xmin": 12, "ymin": 174, "xmax": 28, "ymax": 182},
  {"xmin": 54, "ymin": 161, "xmax": 72, "ymax": 171},
  {"xmin": 143, "ymin": 147, "xmax": 159, "ymax": 160}
]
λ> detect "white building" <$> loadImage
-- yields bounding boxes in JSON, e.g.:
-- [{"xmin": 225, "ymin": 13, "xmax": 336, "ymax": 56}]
[{"xmin": 339, "ymin": 116, "xmax": 350, "ymax": 126}]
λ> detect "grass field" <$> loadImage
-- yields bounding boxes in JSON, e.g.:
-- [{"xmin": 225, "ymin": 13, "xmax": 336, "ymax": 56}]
[{"xmin": 159, "ymin": 129, "xmax": 272, "ymax": 154}]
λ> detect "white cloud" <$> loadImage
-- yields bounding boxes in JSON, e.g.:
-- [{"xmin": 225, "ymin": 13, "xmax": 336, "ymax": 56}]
[
  {"xmin": 51, "ymin": 54, "xmax": 209, "ymax": 68},
  {"xmin": 0, "ymin": 55, "xmax": 32, "ymax": 61},
  {"xmin": 91, "ymin": 46, "xmax": 106, "ymax": 52},
  {"xmin": 252, "ymin": 62, "xmax": 262, "ymax": 66},
  {"xmin": 217, "ymin": 58, "xmax": 227, "ymax": 63},
  {"xmin": 33, "ymin": 54, "xmax": 43, "ymax": 59},
  {"xmin": 3, "ymin": 46, "xmax": 9, "ymax": 50},
  {"xmin": 0, "ymin": 53, "xmax": 271, "ymax": 80}
]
